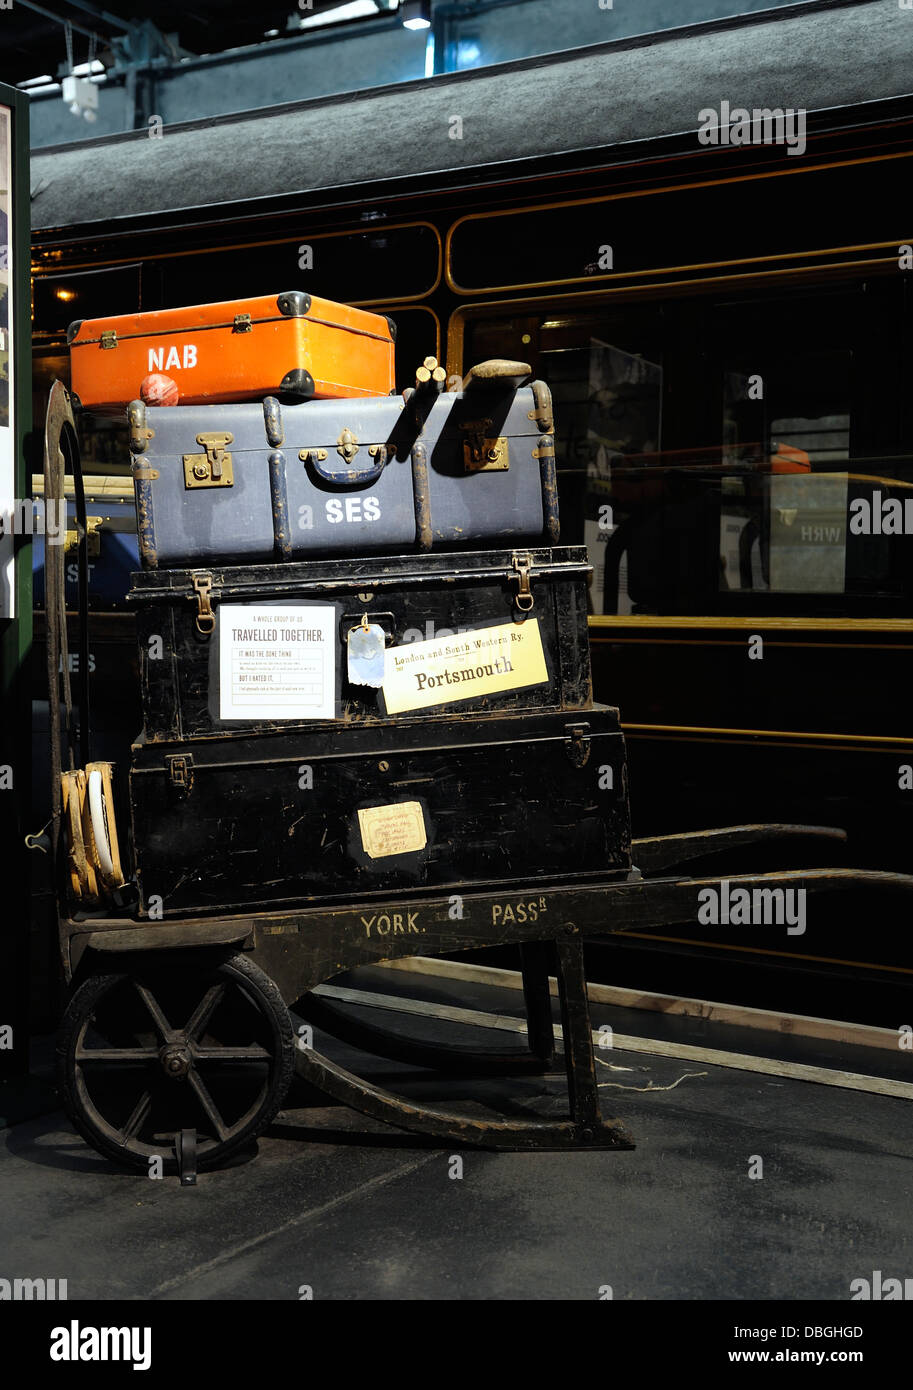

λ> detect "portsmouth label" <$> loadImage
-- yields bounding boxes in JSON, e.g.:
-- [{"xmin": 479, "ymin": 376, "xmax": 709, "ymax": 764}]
[
  {"xmin": 382, "ymin": 620, "xmax": 548, "ymax": 715},
  {"xmin": 358, "ymin": 801, "xmax": 427, "ymax": 859}
]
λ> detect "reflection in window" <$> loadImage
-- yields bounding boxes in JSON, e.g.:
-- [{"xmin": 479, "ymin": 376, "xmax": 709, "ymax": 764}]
[
  {"xmin": 720, "ymin": 351, "xmax": 853, "ymax": 596},
  {"xmin": 583, "ymin": 341, "xmax": 662, "ymax": 616},
  {"xmin": 466, "ymin": 280, "xmax": 912, "ymax": 617}
]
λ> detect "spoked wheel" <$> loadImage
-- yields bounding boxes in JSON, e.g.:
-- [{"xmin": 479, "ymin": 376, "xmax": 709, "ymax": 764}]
[{"xmin": 57, "ymin": 951, "xmax": 295, "ymax": 1173}]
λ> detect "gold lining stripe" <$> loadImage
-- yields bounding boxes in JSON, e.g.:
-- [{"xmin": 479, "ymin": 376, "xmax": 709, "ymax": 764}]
[
  {"xmin": 620, "ymin": 933, "xmax": 913, "ymax": 977},
  {"xmin": 445, "ymin": 255, "xmax": 897, "ymax": 377},
  {"xmin": 32, "ymin": 218, "xmax": 444, "ymax": 305},
  {"xmin": 444, "ymin": 149, "xmax": 913, "ymax": 294},
  {"xmin": 594, "ymin": 638, "xmax": 913, "ymax": 652},
  {"xmin": 451, "ymin": 238, "xmax": 907, "ymax": 296},
  {"xmin": 588, "ymin": 615, "xmax": 913, "ymax": 631},
  {"xmin": 620, "ymin": 722, "xmax": 913, "ymax": 747}
]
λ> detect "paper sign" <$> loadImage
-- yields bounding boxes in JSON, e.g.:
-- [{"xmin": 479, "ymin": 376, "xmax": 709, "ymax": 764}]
[
  {"xmin": 358, "ymin": 801, "xmax": 427, "ymax": 859},
  {"xmin": 219, "ymin": 603, "xmax": 335, "ymax": 720},
  {"xmin": 382, "ymin": 619, "xmax": 548, "ymax": 715}
]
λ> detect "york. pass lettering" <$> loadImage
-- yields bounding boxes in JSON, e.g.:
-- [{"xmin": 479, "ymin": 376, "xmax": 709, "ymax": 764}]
[
  {"xmin": 491, "ymin": 896, "xmax": 548, "ymax": 925},
  {"xmin": 361, "ymin": 910, "xmax": 422, "ymax": 937},
  {"xmin": 148, "ymin": 344, "xmax": 197, "ymax": 372}
]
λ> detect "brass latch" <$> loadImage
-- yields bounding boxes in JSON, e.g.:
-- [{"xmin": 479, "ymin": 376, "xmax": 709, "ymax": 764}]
[
  {"xmin": 100, "ymin": 329, "xmax": 117, "ymax": 350},
  {"xmin": 564, "ymin": 724, "xmax": 591, "ymax": 768},
  {"xmin": 183, "ymin": 432, "xmax": 234, "ymax": 489},
  {"xmin": 233, "ymin": 313, "xmax": 252, "ymax": 333},
  {"xmin": 460, "ymin": 420, "xmax": 509, "ymax": 472},
  {"xmin": 337, "ymin": 428, "xmax": 359, "ymax": 464},
  {"xmin": 191, "ymin": 572, "xmax": 215, "ymax": 636},
  {"xmin": 65, "ymin": 517, "xmax": 102, "ymax": 557},
  {"xmin": 166, "ymin": 753, "xmax": 194, "ymax": 794},
  {"xmin": 510, "ymin": 551, "xmax": 535, "ymax": 611}
]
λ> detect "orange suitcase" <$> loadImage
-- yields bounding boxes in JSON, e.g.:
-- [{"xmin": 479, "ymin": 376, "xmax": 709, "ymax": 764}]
[{"xmin": 67, "ymin": 290, "xmax": 396, "ymax": 409}]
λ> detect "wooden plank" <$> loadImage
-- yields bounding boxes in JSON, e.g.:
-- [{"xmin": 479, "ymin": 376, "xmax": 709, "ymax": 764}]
[
  {"xmin": 374, "ymin": 955, "xmax": 903, "ymax": 1054},
  {"xmin": 313, "ymin": 982, "xmax": 913, "ymax": 1102}
]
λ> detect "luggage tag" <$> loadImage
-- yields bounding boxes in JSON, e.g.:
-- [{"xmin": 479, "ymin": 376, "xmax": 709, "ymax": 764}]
[{"xmin": 347, "ymin": 615, "xmax": 386, "ymax": 688}]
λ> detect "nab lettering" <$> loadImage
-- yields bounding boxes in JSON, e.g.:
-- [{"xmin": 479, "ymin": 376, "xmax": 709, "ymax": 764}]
[{"xmin": 148, "ymin": 345, "xmax": 198, "ymax": 372}]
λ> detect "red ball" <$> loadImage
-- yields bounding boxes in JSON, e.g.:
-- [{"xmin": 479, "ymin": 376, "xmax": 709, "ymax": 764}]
[{"xmin": 140, "ymin": 373, "xmax": 179, "ymax": 407}]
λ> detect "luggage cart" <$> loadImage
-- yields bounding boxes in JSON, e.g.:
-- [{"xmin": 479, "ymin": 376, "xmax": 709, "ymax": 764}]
[{"xmin": 43, "ymin": 381, "xmax": 913, "ymax": 1179}]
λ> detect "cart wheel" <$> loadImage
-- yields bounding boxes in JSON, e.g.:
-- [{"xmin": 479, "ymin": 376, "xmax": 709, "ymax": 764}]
[{"xmin": 57, "ymin": 951, "xmax": 295, "ymax": 1173}]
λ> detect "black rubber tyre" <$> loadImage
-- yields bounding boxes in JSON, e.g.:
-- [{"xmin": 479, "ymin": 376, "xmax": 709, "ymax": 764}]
[{"xmin": 57, "ymin": 950, "xmax": 295, "ymax": 1174}]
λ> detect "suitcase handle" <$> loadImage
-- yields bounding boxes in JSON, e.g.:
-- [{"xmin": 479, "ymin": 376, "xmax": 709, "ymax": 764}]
[{"xmin": 300, "ymin": 448, "xmax": 387, "ymax": 487}]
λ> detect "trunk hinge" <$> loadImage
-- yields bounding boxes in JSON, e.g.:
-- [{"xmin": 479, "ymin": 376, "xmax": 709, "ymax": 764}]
[
  {"xmin": 191, "ymin": 572, "xmax": 216, "ymax": 636},
  {"xmin": 510, "ymin": 551, "xmax": 535, "ymax": 611}
]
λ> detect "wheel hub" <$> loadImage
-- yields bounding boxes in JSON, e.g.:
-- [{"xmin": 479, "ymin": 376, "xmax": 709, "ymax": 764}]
[{"xmin": 160, "ymin": 1043, "xmax": 192, "ymax": 1079}]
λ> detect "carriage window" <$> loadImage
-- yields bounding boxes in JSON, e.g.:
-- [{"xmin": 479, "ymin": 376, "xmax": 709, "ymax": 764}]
[
  {"xmin": 463, "ymin": 279, "xmax": 913, "ymax": 617},
  {"xmin": 158, "ymin": 223, "xmax": 439, "ymax": 308},
  {"xmin": 33, "ymin": 264, "xmax": 143, "ymax": 339}
]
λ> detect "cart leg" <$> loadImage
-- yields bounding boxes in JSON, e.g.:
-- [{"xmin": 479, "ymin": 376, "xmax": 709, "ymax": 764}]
[
  {"xmin": 290, "ymin": 934, "xmax": 635, "ymax": 1152},
  {"xmin": 519, "ymin": 941, "xmax": 556, "ymax": 1065},
  {"xmin": 555, "ymin": 936, "xmax": 602, "ymax": 1136}
]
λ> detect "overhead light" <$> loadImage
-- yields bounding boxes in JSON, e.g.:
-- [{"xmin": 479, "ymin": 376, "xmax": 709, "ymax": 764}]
[
  {"xmin": 62, "ymin": 73, "xmax": 99, "ymax": 122},
  {"xmin": 296, "ymin": 0, "xmax": 380, "ymax": 29},
  {"xmin": 55, "ymin": 289, "xmax": 76, "ymax": 302},
  {"xmin": 402, "ymin": 0, "xmax": 431, "ymax": 30}
]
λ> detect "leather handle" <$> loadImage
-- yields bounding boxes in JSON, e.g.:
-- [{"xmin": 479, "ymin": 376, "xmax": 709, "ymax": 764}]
[{"xmin": 306, "ymin": 453, "xmax": 386, "ymax": 487}]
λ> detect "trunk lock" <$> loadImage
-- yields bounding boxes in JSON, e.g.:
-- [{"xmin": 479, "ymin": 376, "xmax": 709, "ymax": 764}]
[
  {"xmin": 191, "ymin": 572, "xmax": 215, "ymax": 636},
  {"xmin": 564, "ymin": 725, "xmax": 592, "ymax": 768},
  {"xmin": 461, "ymin": 419, "xmax": 509, "ymax": 472},
  {"xmin": 510, "ymin": 551, "xmax": 535, "ymax": 611},
  {"xmin": 183, "ymin": 433, "xmax": 234, "ymax": 489},
  {"xmin": 166, "ymin": 753, "xmax": 194, "ymax": 795}
]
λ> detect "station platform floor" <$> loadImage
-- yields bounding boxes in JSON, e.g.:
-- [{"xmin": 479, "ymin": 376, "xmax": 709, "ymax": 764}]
[{"xmin": 1, "ymin": 959, "xmax": 911, "ymax": 1301}]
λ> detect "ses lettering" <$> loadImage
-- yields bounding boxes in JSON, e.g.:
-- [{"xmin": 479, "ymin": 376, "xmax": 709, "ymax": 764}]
[{"xmin": 325, "ymin": 497, "xmax": 382, "ymax": 524}]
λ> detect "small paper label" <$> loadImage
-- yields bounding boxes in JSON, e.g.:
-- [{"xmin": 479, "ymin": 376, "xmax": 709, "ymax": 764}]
[
  {"xmin": 382, "ymin": 619, "xmax": 548, "ymax": 715},
  {"xmin": 358, "ymin": 801, "xmax": 427, "ymax": 859},
  {"xmin": 219, "ymin": 603, "xmax": 335, "ymax": 720},
  {"xmin": 347, "ymin": 622, "xmax": 386, "ymax": 688}
]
